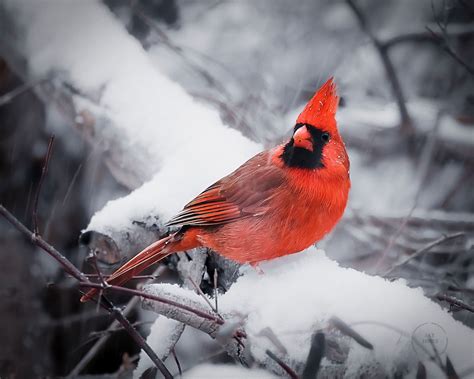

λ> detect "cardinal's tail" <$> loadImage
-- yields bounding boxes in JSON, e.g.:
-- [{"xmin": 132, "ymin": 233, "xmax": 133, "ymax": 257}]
[{"xmin": 80, "ymin": 234, "xmax": 177, "ymax": 302}]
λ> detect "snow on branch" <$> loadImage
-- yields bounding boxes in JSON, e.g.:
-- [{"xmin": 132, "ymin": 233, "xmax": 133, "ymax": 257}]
[
  {"xmin": 0, "ymin": 0, "xmax": 260, "ymax": 261},
  {"xmin": 140, "ymin": 248, "xmax": 474, "ymax": 377}
]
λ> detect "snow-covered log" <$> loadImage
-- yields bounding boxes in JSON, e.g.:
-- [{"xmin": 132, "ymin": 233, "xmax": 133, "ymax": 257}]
[{"xmin": 0, "ymin": 0, "xmax": 260, "ymax": 264}]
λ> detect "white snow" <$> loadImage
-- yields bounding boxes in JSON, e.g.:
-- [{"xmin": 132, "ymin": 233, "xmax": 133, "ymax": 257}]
[
  {"xmin": 143, "ymin": 249, "xmax": 474, "ymax": 377},
  {"xmin": 5, "ymin": 0, "xmax": 261, "ymax": 231},
  {"xmin": 183, "ymin": 364, "xmax": 276, "ymax": 379}
]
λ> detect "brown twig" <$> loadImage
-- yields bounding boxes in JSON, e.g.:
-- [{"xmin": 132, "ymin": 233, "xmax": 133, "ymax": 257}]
[
  {"xmin": 85, "ymin": 274, "xmax": 159, "ymax": 280},
  {"xmin": 0, "ymin": 205, "xmax": 172, "ymax": 378},
  {"xmin": 329, "ymin": 316, "xmax": 373, "ymax": 350},
  {"xmin": 383, "ymin": 233, "xmax": 466, "ymax": 276},
  {"xmin": 187, "ymin": 275, "xmax": 220, "ymax": 316},
  {"xmin": 80, "ymin": 282, "xmax": 225, "ymax": 325},
  {"xmin": 436, "ymin": 294, "xmax": 474, "ymax": 313},
  {"xmin": 32, "ymin": 135, "xmax": 55, "ymax": 235},
  {"xmin": 265, "ymin": 350, "xmax": 299, "ymax": 379},
  {"xmin": 0, "ymin": 77, "xmax": 48, "ymax": 106}
]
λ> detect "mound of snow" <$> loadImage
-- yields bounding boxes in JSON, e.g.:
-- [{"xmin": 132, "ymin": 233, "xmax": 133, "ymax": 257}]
[{"xmin": 143, "ymin": 248, "xmax": 473, "ymax": 377}]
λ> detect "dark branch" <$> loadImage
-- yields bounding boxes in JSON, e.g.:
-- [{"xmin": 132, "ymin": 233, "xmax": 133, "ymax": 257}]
[
  {"xmin": 383, "ymin": 233, "xmax": 466, "ymax": 276},
  {"xmin": 265, "ymin": 350, "xmax": 299, "ymax": 379},
  {"xmin": 0, "ymin": 205, "xmax": 172, "ymax": 378},
  {"xmin": 329, "ymin": 316, "xmax": 373, "ymax": 350},
  {"xmin": 80, "ymin": 282, "xmax": 225, "ymax": 325},
  {"xmin": 345, "ymin": 0, "xmax": 413, "ymax": 135},
  {"xmin": 436, "ymin": 294, "xmax": 474, "ymax": 313},
  {"xmin": 32, "ymin": 135, "xmax": 55, "ymax": 235}
]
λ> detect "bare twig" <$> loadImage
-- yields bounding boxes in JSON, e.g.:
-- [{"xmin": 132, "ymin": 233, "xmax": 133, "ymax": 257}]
[
  {"xmin": 427, "ymin": 2, "xmax": 474, "ymax": 76},
  {"xmin": 329, "ymin": 316, "xmax": 373, "ymax": 350},
  {"xmin": 70, "ymin": 263, "xmax": 167, "ymax": 375},
  {"xmin": 416, "ymin": 361, "xmax": 427, "ymax": 379},
  {"xmin": 70, "ymin": 295, "xmax": 141, "ymax": 376},
  {"xmin": 374, "ymin": 112, "xmax": 443, "ymax": 272},
  {"xmin": 383, "ymin": 233, "xmax": 465, "ymax": 276},
  {"xmin": 0, "ymin": 205, "xmax": 172, "ymax": 378},
  {"xmin": 187, "ymin": 275, "xmax": 220, "ymax": 317},
  {"xmin": 436, "ymin": 294, "xmax": 474, "ymax": 313},
  {"xmin": 0, "ymin": 77, "xmax": 48, "ymax": 106},
  {"xmin": 85, "ymin": 274, "xmax": 159, "ymax": 280},
  {"xmin": 345, "ymin": 0, "xmax": 413, "ymax": 135},
  {"xmin": 214, "ymin": 268, "xmax": 219, "ymax": 314},
  {"xmin": 426, "ymin": 26, "xmax": 474, "ymax": 76},
  {"xmin": 446, "ymin": 356, "xmax": 460, "ymax": 379},
  {"xmin": 265, "ymin": 350, "xmax": 299, "ymax": 379},
  {"xmin": 302, "ymin": 332, "xmax": 325, "ymax": 379},
  {"xmin": 80, "ymin": 282, "xmax": 225, "ymax": 325},
  {"xmin": 172, "ymin": 348, "xmax": 183, "ymax": 377},
  {"xmin": 257, "ymin": 327, "xmax": 288, "ymax": 355},
  {"xmin": 32, "ymin": 135, "xmax": 55, "ymax": 235},
  {"xmin": 384, "ymin": 23, "xmax": 474, "ymax": 49}
]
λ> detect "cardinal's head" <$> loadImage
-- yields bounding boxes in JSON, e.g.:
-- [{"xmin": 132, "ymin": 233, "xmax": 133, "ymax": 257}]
[{"xmin": 281, "ymin": 77, "xmax": 348, "ymax": 172}]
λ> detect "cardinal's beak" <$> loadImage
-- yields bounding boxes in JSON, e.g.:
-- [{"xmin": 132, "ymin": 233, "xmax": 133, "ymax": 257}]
[{"xmin": 293, "ymin": 125, "xmax": 313, "ymax": 152}]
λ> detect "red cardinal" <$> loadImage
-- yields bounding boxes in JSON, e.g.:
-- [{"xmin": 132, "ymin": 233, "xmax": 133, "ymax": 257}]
[{"xmin": 81, "ymin": 77, "xmax": 350, "ymax": 302}]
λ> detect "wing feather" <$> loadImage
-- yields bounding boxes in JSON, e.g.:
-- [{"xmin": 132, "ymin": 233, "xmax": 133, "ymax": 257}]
[{"xmin": 165, "ymin": 151, "xmax": 284, "ymax": 228}]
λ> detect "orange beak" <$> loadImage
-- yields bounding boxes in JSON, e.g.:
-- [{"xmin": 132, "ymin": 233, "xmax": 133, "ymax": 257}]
[{"xmin": 293, "ymin": 125, "xmax": 313, "ymax": 152}]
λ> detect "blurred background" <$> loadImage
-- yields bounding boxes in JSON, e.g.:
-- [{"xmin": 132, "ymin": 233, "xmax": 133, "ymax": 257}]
[{"xmin": 0, "ymin": 0, "xmax": 473, "ymax": 377}]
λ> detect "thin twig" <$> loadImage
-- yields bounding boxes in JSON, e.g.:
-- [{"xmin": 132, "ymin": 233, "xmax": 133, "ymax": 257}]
[
  {"xmin": 80, "ymin": 282, "xmax": 225, "ymax": 325},
  {"xmin": 99, "ymin": 296, "xmax": 172, "ymax": 379},
  {"xmin": 426, "ymin": 26, "xmax": 474, "ymax": 76},
  {"xmin": 89, "ymin": 320, "xmax": 154, "ymax": 338},
  {"xmin": 0, "ymin": 78, "xmax": 47, "ymax": 107},
  {"xmin": 436, "ymin": 294, "xmax": 474, "ymax": 313},
  {"xmin": 85, "ymin": 274, "xmax": 159, "ymax": 280},
  {"xmin": 329, "ymin": 316, "xmax": 373, "ymax": 350},
  {"xmin": 70, "ymin": 265, "xmax": 166, "ymax": 376},
  {"xmin": 375, "ymin": 112, "xmax": 443, "ymax": 272},
  {"xmin": 187, "ymin": 275, "xmax": 220, "ymax": 316},
  {"xmin": 265, "ymin": 350, "xmax": 299, "ymax": 379},
  {"xmin": 172, "ymin": 348, "xmax": 183, "ymax": 377},
  {"xmin": 32, "ymin": 135, "xmax": 55, "ymax": 235},
  {"xmin": 446, "ymin": 356, "xmax": 460, "ymax": 379},
  {"xmin": 383, "ymin": 233, "xmax": 465, "ymax": 276},
  {"xmin": 214, "ymin": 268, "xmax": 219, "ymax": 314},
  {"xmin": 0, "ymin": 205, "xmax": 172, "ymax": 378}
]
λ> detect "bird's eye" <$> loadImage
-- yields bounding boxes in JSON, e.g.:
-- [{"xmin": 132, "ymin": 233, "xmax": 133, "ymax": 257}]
[{"xmin": 321, "ymin": 132, "xmax": 330, "ymax": 142}]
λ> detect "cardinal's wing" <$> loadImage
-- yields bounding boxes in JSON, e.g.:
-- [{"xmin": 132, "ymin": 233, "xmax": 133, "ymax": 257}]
[{"xmin": 165, "ymin": 152, "xmax": 285, "ymax": 227}]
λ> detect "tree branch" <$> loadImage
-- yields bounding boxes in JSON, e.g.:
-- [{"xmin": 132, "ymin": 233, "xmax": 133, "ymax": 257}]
[
  {"xmin": 0, "ymin": 205, "xmax": 172, "ymax": 378},
  {"xmin": 345, "ymin": 0, "xmax": 413, "ymax": 136}
]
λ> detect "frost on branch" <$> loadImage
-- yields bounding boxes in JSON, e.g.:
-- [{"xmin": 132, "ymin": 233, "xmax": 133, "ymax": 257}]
[{"xmin": 141, "ymin": 249, "xmax": 474, "ymax": 377}]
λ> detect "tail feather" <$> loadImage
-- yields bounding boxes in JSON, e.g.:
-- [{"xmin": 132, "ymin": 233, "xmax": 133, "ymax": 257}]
[{"xmin": 80, "ymin": 234, "xmax": 175, "ymax": 302}]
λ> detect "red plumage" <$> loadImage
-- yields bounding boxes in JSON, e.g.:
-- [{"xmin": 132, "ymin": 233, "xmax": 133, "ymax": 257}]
[{"xmin": 81, "ymin": 77, "xmax": 350, "ymax": 302}]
